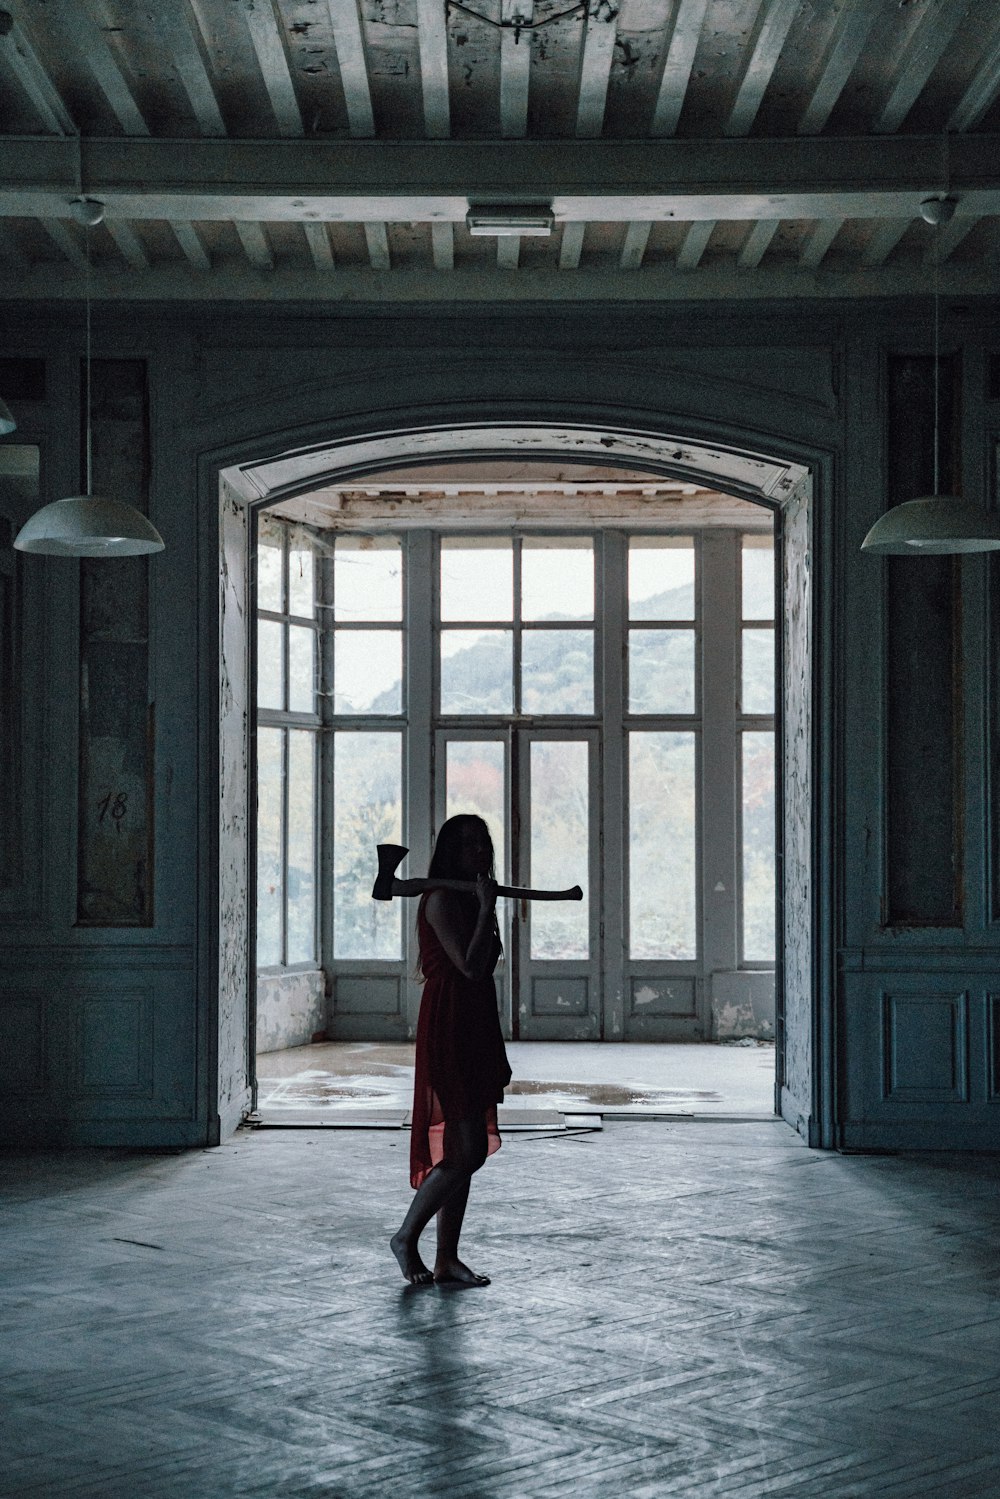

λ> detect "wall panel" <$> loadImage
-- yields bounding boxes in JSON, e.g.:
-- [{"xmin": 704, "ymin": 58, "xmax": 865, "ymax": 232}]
[{"xmin": 884, "ymin": 354, "xmax": 961, "ymax": 926}]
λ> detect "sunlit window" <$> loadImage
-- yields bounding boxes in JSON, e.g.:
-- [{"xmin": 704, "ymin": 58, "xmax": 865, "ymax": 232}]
[
  {"xmin": 255, "ymin": 516, "xmax": 319, "ymax": 968},
  {"xmin": 740, "ymin": 536, "xmax": 776, "ymax": 961},
  {"xmin": 439, "ymin": 536, "xmax": 595, "ymax": 716}
]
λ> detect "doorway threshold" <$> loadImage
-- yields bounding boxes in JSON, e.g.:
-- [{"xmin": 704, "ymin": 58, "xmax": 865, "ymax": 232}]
[{"xmin": 247, "ymin": 1106, "xmax": 603, "ymax": 1132}]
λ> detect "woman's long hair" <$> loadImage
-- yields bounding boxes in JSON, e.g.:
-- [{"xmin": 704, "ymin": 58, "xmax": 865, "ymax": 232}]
[
  {"xmin": 415, "ymin": 814, "xmax": 502, "ymax": 977},
  {"xmin": 427, "ymin": 813, "xmax": 497, "ymax": 882}
]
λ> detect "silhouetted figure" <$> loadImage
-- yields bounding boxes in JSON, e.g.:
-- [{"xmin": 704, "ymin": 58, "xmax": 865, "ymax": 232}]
[{"xmin": 390, "ymin": 815, "xmax": 511, "ymax": 1286}]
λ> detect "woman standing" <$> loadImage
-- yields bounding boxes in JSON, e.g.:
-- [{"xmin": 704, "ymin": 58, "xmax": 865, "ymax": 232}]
[{"xmin": 390, "ymin": 814, "xmax": 512, "ymax": 1287}]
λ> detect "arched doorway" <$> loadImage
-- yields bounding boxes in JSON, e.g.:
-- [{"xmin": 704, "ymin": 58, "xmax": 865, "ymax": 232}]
[{"xmin": 216, "ymin": 419, "xmax": 826, "ymax": 1145}]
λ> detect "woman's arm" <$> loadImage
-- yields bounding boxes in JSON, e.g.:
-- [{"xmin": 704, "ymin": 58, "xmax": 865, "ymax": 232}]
[{"xmin": 424, "ymin": 878, "xmax": 499, "ymax": 980}]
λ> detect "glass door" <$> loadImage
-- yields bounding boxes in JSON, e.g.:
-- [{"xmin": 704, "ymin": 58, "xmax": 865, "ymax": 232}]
[
  {"xmin": 436, "ymin": 730, "xmax": 512, "ymax": 1029},
  {"xmin": 516, "ymin": 730, "xmax": 600, "ymax": 1040},
  {"xmin": 437, "ymin": 727, "xmax": 599, "ymax": 1040}
]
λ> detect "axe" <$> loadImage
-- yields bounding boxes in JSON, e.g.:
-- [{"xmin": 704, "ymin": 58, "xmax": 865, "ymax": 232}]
[{"xmin": 372, "ymin": 843, "xmax": 583, "ymax": 903}]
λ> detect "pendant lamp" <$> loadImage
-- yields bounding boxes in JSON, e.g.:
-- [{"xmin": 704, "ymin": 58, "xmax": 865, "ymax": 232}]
[
  {"xmin": 14, "ymin": 198, "xmax": 165, "ymax": 558},
  {"xmin": 861, "ymin": 195, "xmax": 1000, "ymax": 555}
]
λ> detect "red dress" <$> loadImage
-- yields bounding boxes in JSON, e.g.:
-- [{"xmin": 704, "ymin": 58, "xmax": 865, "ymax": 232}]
[{"xmin": 410, "ymin": 900, "xmax": 512, "ymax": 1189}]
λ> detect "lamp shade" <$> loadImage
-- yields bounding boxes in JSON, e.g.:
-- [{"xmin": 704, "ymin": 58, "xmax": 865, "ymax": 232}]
[
  {"xmin": 0, "ymin": 397, "xmax": 15, "ymax": 435},
  {"xmin": 13, "ymin": 495, "xmax": 165, "ymax": 557},
  {"xmin": 860, "ymin": 494, "xmax": 1000, "ymax": 555}
]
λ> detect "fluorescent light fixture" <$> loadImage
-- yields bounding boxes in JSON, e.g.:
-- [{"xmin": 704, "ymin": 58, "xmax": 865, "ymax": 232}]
[{"xmin": 466, "ymin": 204, "xmax": 554, "ymax": 237}]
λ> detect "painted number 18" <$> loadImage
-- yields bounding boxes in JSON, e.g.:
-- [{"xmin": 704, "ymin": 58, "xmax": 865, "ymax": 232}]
[{"xmin": 97, "ymin": 791, "xmax": 128, "ymax": 823}]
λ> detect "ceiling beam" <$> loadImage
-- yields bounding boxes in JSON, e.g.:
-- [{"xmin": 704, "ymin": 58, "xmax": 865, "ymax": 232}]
[
  {"xmin": 326, "ymin": 0, "xmax": 376, "ymax": 138},
  {"xmin": 947, "ymin": 30, "xmax": 1000, "ymax": 132},
  {"xmin": 619, "ymin": 221, "xmax": 651, "ymax": 270},
  {"xmin": 303, "ymin": 222, "xmax": 335, "ymax": 270},
  {"xmin": 235, "ymin": 220, "xmax": 274, "ymax": 269},
  {"xmin": 650, "ymin": 0, "xmax": 710, "ymax": 136},
  {"xmin": 40, "ymin": 219, "xmax": 87, "ymax": 268},
  {"xmin": 170, "ymin": 221, "xmax": 211, "ymax": 270},
  {"xmin": 737, "ymin": 218, "xmax": 779, "ymax": 269},
  {"xmin": 152, "ymin": 6, "xmax": 227, "ymax": 138},
  {"xmin": 861, "ymin": 219, "xmax": 910, "ymax": 268},
  {"xmin": 431, "ymin": 221, "xmax": 453, "ymax": 269},
  {"xmin": 724, "ymin": 0, "xmax": 799, "ymax": 138},
  {"xmin": 676, "ymin": 219, "xmax": 714, "ymax": 269},
  {"xmin": 500, "ymin": 0, "xmax": 533, "ymax": 139},
  {"xmin": 416, "ymin": 0, "xmax": 451, "ymax": 138},
  {"xmin": 0, "ymin": 10, "xmax": 76, "ymax": 135},
  {"xmin": 0, "ymin": 223, "xmax": 26, "ymax": 268},
  {"xmin": 53, "ymin": 0, "xmax": 149, "ymax": 136},
  {"xmin": 364, "ymin": 222, "xmax": 390, "ymax": 269},
  {"xmin": 105, "ymin": 219, "xmax": 149, "ymax": 270},
  {"xmin": 3, "ymin": 134, "xmax": 1000, "ymax": 223},
  {"xmin": 874, "ymin": 0, "xmax": 967, "ymax": 135},
  {"xmin": 242, "ymin": 0, "xmax": 303, "ymax": 136},
  {"xmin": 798, "ymin": 217, "xmax": 842, "ymax": 270},
  {"xmin": 559, "ymin": 221, "xmax": 585, "ymax": 269},
  {"xmin": 8, "ymin": 257, "xmax": 1000, "ymax": 303},
  {"xmin": 575, "ymin": 0, "xmax": 618, "ymax": 137},
  {"xmin": 923, "ymin": 215, "xmax": 978, "ymax": 267},
  {"xmin": 796, "ymin": 3, "xmax": 879, "ymax": 136},
  {"xmin": 496, "ymin": 235, "xmax": 520, "ymax": 269}
]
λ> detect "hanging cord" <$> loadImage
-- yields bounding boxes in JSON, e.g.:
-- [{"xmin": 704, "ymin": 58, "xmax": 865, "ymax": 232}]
[
  {"xmin": 932, "ymin": 213, "xmax": 940, "ymax": 498},
  {"xmin": 85, "ymin": 219, "xmax": 92, "ymax": 497}
]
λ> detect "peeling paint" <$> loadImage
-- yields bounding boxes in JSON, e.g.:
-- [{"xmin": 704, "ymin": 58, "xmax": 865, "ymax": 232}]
[
  {"xmin": 779, "ymin": 474, "xmax": 813, "ymax": 1121},
  {"xmin": 257, "ymin": 969, "xmax": 325, "ymax": 1052},
  {"xmin": 218, "ymin": 482, "xmax": 252, "ymax": 1123}
]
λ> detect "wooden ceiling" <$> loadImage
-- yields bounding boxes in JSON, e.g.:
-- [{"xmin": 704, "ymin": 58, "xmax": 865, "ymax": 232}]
[
  {"xmin": 1, "ymin": 0, "xmax": 998, "ymax": 299},
  {"xmin": 269, "ymin": 461, "xmax": 773, "ymax": 528}
]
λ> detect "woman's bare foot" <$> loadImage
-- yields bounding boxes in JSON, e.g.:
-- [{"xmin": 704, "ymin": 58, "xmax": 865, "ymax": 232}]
[
  {"xmin": 390, "ymin": 1232, "xmax": 434, "ymax": 1285},
  {"xmin": 433, "ymin": 1257, "xmax": 490, "ymax": 1287}
]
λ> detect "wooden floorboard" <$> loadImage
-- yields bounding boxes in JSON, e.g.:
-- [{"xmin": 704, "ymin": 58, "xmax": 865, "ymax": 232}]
[{"xmin": 2, "ymin": 1121, "xmax": 1000, "ymax": 1497}]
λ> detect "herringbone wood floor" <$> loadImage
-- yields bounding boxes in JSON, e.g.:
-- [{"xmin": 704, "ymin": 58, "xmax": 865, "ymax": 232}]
[{"xmin": 2, "ymin": 1122, "xmax": 999, "ymax": 1498}]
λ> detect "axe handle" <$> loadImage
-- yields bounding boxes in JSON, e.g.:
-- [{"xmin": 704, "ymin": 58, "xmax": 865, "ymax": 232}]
[{"xmin": 382, "ymin": 877, "xmax": 583, "ymax": 902}]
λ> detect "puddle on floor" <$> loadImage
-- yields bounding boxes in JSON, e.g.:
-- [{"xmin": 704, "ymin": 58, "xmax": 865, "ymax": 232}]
[
  {"xmin": 257, "ymin": 1072, "xmax": 724, "ymax": 1108},
  {"xmin": 507, "ymin": 1079, "xmax": 722, "ymax": 1104}
]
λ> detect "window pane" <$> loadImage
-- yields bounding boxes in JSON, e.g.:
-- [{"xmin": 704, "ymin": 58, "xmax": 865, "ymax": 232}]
[
  {"xmin": 742, "ymin": 731, "xmax": 775, "ymax": 961},
  {"xmin": 334, "ymin": 536, "xmax": 402, "ymax": 622},
  {"xmin": 286, "ymin": 730, "xmax": 316, "ymax": 964},
  {"xmin": 522, "ymin": 539, "xmax": 594, "ymax": 621},
  {"xmin": 440, "ymin": 539, "xmax": 513, "ymax": 621},
  {"xmin": 629, "ymin": 731, "xmax": 696, "ymax": 958},
  {"xmin": 288, "ymin": 535, "xmax": 315, "ymax": 618},
  {"xmin": 742, "ymin": 628, "xmax": 774, "ymax": 713},
  {"xmin": 257, "ymin": 618, "xmax": 283, "ymax": 710},
  {"xmin": 629, "ymin": 629, "xmax": 695, "ymax": 714},
  {"xmin": 256, "ymin": 727, "xmax": 283, "ymax": 966},
  {"xmin": 258, "ymin": 517, "xmax": 283, "ymax": 612},
  {"xmin": 335, "ymin": 631, "xmax": 402, "ymax": 714},
  {"xmin": 530, "ymin": 740, "xmax": 590, "ymax": 960},
  {"xmin": 629, "ymin": 538, "xmax": 695, "ymax": 620},
  {"xmin": 288, "ymin": 625, "xmax": 315, "ymax": 713},
  {"xmin": 522, "ymin": 630, "xmax": 594, "ymax": 714},
  {"xmin": 742, "ymin": 537, "xmax": 774, "ymax": 621},
  {"xmin": 333, "ymin": 732, "xmax": 402, "ymax": 959},
  {"xmin": 440, "ymin": 630, "xmax": 513, "ymax": 714},
  {"xmin": 446, "ymin": 741, "xmax": 506, "ymax": 883}
]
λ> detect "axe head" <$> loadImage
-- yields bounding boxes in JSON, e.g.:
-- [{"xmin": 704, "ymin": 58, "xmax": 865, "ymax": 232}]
[{"xmin": 372, "ymin": 843, "xmax": 409, "ymax": 901}]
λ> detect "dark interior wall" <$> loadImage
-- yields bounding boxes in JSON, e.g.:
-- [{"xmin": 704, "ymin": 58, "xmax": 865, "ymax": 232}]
[{"xmin": 0, "ymin": 297, "xmax": 997, "ymax": 1149}]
